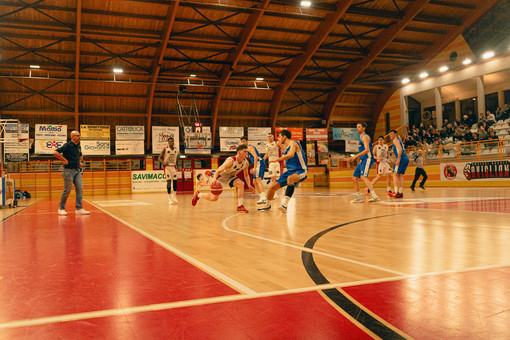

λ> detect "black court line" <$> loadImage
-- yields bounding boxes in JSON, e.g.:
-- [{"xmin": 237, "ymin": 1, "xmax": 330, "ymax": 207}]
[
  {"xmin": 302, "ymin": 213, "xmax": 407, "ymax": 340},
  {"xmin": 1, "ymin": 199, "xmax": 39, "ymax": 223}
]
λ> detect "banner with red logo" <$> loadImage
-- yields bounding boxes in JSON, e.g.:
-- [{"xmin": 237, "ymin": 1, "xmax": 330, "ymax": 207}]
[
  {"xmin": 440, "ymin": 160, "xmax": 510, "ymax": 181},
  {"xmin": 305, "ymin": 128, "xmax": 328, "ymax": 141},
  {"xmin": 275, "ymin": 127, "xmax": 303, "ymax": 141}
]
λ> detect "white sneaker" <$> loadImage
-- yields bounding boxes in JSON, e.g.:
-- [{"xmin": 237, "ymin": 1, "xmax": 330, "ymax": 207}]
[
  {"xmin": 168, "ymin": 198, "xmax": 175, "ymax": 205},
  {"xmin": 368, "ymin": 195, "xmax": 380, "ymax": 202},
  {"xmin": 58, "ymin": 209, "xmax": 68, "ymax": 216},
  {"xmin": 278, "ymin": 204, "xmax": 287, "ymax": 213},
  {"xmin": 172, "ymin": 194, "xmax": 178, "ymax": 203},
  {"xmin": 256, "ymin": 198, "xmax": 267, "ymax": 205},
  {"xmin": 350, "ymin": 197, "xmax": 364, "ymax": 203},
  {"xmin": 75, "ymin": 209, "xmax": 90, "ymax": 215}
]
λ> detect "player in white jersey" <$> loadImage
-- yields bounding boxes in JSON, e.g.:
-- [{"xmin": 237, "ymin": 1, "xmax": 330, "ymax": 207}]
[
  {"xmin": 191, "ymin": 144, "xmax": 253, "ymax": 213},
  {"xmin": 263, "ymin": 133, "xmax": 281, "ymax": 185},
  {"xmin": 240, "ymin": 136, "xmax": 267, "ymax": 204},
  {"xmin": 158, "ymin": 137, "xmax": 180, "ymax": 204},
  {"xmin": 368, "ymin": 136, "xmax": 393, "ymax": 196}
]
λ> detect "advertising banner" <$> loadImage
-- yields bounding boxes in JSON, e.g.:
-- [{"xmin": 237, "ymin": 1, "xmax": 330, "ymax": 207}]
[
  {"xmin": 219, "ymin": 126, "xmax": 244, "ymax": 138},
  {"xmin": 275, "ymin": 127, "xmax": 303, "ymax": 141},
  {"xmin": 248, "ymin": 127, "xmax": 271, "ymax": 141},
  {"xmin": 306, "ymin": 141, "xmax": 316, "ymax": 166},
  {"xmin": 345, "ymin": 140, "xmax": 358, "ymax": 153},
  {"xmin": 306, "ymin": 128, "xmax": 328, "ymax": 141},
  {"xmin": 116, "ymin": 140, "xmax": 145, "ymax": 155},
  {"xmin": 3, "ymin": 140, "xmax": 29, "ymax": 162},
  {"xmin": 81, "ymin": 140, "xmax": 111, "ymax": 156},
  {"xmin": 35, "ymin": 140, "xmax": 66, "ymax": 154},
  {"xmin": 80, "ymin": 125, "xmax": 110, "ymax": 140},
  {"xmin": 131, "ymin": 170, "xmax": 167, "ymax": 192},
  {"xmin": 333, "ymin": 128, "xmax": 359, "ymax": 141},
  {"xmin": 220, "ymin": 138, "xmax": 239, "ymax": 152},
  {"xmin": 115, "ymin": 125, "xmax": 145, "ymax": 140},
  {"xmin": 35, "ymin": 124, "xmax": 67, "ymax": 140},
  {"xmin": 440, "ymin": 160, "xmax": 510, "ymax": 181},
  {"xmin": 152, "ymin": 126, "xmax": 180, "ymax": 154}
]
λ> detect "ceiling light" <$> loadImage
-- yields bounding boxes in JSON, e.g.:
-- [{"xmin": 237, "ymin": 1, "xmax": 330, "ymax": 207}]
[
  {"xmin": 401, "ymin": 78, "xmax": 410, "ymax": 84},
  {"xmin": 462, "ymin": 58, "xmax": 472, "ymax": 65},
  {"xmin": 256, "ymin": 77, "xmax": 264, "ymax": 81},
  {"xmin": 30, "ymin": 65, "xmax": 40, "ymax": 69},
  {"xmin": 439, "ymin": 66, "xmax": 449, "ymax": 72},
  {"xmin": 419, "ymin": 72, "xmax": 428, "ymax": 79},
  {"xmin": 113, "ymin": 68, "xmax": 123, "ymax": 73},
  {"xmin": 482, "ymin": 51, "xmax": 495, "ymax": 59},
  {"xmin": 301, "ymin": 1, "xmax": 311, "ymax": 7},
  {"xmin": 189, "ymin": 74, "xmax": 196, "ymax": 77}
]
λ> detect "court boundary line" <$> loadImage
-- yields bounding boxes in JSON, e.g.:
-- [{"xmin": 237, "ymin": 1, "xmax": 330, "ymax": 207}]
[
  {"xmin": 86, "ymin": 200, "xmax": 257, "ymax": 295},
  {"xmin": 221, "ymin": 213, "xmax": 408, "ymax": 276},
  {"xmin": 2, "ymin": 262, "xmax": 509, "ymax": 330}
]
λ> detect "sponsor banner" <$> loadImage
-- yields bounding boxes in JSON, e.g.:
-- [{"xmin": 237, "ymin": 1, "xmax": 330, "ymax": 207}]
[
  {"xmin": 116, "ymin": 140, "xmax": 145, "ymax": 155},
  {"xmin": 115, "ymin": 125, "xmax": 144, "ymax": 140},
  {"xmin": 35, "ymin": 124, "xmax": 67, "ymax": 139},
  {"xmin": 4, "ymin": 123, "xmax": 29, "ymax": 140},
  {"xmin": 306, "ymin": 141, "xmax": 316, "ymax": 166},
  {"xmin": 152, "ymin": 126, "xmax": 180, "ymax": 154},
  {"xmin": 317, "ymin": 140, "xmax": 328, "ymax": 153},
  {"xmin": 275, "ymin": 127, "xmax": 303, "ymax": 141},
  {"xmin": 3, "ymin": 140, "xmax": 30, "ymax": 162},
  {"xmin": 306, "ymin": 128, "xmax": 328, "ymax": 141},
  {"xmin": 248, "ymin": 127, "xmax": 271, "ymax": 141},
  {"xmin": 345, "ymin": 140, "xmax": 358, "ymax": 153},
  {"xmin": 220, "ymin": 138, "xmax": 239, "ymax": 152},
  {"xmin": 35, "ymin": 140, "xmax": 66, "ymax": 154},
  {"xmin": 219, "ymin": 126, "xmax": 244, "ymax": 138},
  {"xmin": 333, "ymin": 127, "xmax": 359, "ymax": 141},
  {"xmin": 80, "ymin": 125, "xmax": 110, "ymax": 140},
  {"xmin": 81, "ymin": 140, "xmax": 111, "ymax": 156},
  {"xmin": 440, "ymin": 160, "xmax": 510, "ymax": 181},
  {"xmin": 131, "ymin": 170, "xmax": 167, "ymax": 192}
]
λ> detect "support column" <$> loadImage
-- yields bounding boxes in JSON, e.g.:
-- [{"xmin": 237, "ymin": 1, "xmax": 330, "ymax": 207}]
[
  {"xmin": 498, "ymin": 90, "xmax": 505, "ymax": 109},
  {"xmin": 399, "ymin": 91, "xmax": 409, "ymax": 128},
  {"xmin": 455, "ymin": 99, "xmax": 461, "ymax": 121},
  {"xmin": 476, "ymin": 76, "xmax": 485, "ymax": 117},
  {"xmin": 434, "ymin": 87, "xmax": 443, "ymax": 128}
]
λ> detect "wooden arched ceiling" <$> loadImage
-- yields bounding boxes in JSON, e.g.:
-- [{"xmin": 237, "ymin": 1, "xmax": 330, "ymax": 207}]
[{"xmin": 0, "ymin": 0, "xmax": 499, "ymax": 144}]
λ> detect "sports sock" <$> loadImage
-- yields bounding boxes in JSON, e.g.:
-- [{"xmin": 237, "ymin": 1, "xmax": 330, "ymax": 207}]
[
  {"xmin": 281, "ymin": 196, "xmax": 290, "ymax": 206},
  {"xmin": 238, "ymin": 197, "xmax": 244, "ymax": 206},
  {"xmin": 398, "ymin": 187, "xmax": 403, "ymax": 194},
  {"xmin": 260, "ymin": 192, "xmax": 267, "ymax": 199},
  {"xmin": 198, "ymin": 193, "xmax": 203, "ymax": 198},
  {"xmin": 394, "ymin": 185, "xmax": 398, "ymax": 193},
  {"xmin": 387, "ymin": 186, "xmax": 391, "ymax": 191}
]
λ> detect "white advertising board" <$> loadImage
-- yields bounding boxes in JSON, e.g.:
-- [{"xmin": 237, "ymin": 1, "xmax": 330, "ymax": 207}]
[
  {"xmin": 440, "ymin": 160, "xmax": 510, "ymax": 181},
  {"xmin": 115, "ymin": 125, "xmax": 145, "ymax": 140},
  {"xmin": 219, "ymin": 126, "xmax": 244, "ymax": 138},
  {"xmin": 345, "ymin": 140, "xmax": 358, "ymax": 153},
  {"xmin": 131, "ymin": 170, "xmax": 167, "ymax": 192},
  {"xmin": 35, "ymin": 124, "xmax": 67, "ymax": 140},
  {"xmin": 116, "ymin": 140, "xmax": 145, "ymax": 155},
  {"xmin": 152, "ymin": 126, "xmax": 180, "ymax": 154},
  {"xmin": 248, "ymin": 127, "xmax": 271, "ymax": 141},
  {"xmin": 81, "ymin": 140, "xmax": 111, "ymax": 155},
  {"xmin": 35, "ymin": 140, "xmax": 66, "ymax": 154},
  {"xmin": 220, "ymin": 138, "xmax": 239, "ymax": 152}
]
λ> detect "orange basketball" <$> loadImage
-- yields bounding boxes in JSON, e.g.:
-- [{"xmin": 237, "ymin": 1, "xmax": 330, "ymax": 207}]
[{"xmin": 210, "ymin": 181, "xmax": 223, "ymax": 195}]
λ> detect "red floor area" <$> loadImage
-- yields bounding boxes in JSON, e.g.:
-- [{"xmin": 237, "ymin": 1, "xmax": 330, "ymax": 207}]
[
  {"xmin": 0, "ymin": 199, "xmax": 238, "ymax": 323},
  {"xmin": 1, "ymin": 291, "xmax": 371, "ymax": 340},
  {"xmin": 343, "ymin": 267, "xmax": 510, "ymax": 339}
]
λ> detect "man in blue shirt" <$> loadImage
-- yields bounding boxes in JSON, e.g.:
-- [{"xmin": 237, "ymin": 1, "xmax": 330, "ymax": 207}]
[{"xmin": 53, "ymin": 130, "xmax": 90, "ymax": 215}]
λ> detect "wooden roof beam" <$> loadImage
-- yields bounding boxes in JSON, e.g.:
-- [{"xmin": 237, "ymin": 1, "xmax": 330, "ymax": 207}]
[
  {"xmin": 323, "ymin": 0, "xmax": 431, "ymax": 128},
  {"xmin": 74, "ymin": 0, "xmax": 81, "ymax": 130},
  {"xmin": 145, "ymin": 1, "xmax": 180, "ymax": 150},
  {"xmin": 268, "ymin": 0, "xmax": 354, "ymax": 131}
]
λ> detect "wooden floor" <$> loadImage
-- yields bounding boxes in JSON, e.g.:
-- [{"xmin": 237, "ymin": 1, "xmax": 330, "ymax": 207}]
[{"xmin": 1, "ymin": 187, "xmax": 510, "ymax": 339}]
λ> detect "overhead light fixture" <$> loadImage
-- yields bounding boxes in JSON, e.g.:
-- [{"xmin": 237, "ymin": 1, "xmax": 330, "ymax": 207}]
[
  {"xmin": 256, "ymin": 77, "xmax": 264, "ymax": 81},
  {"xmin": 419, "ymin": 72, "xmax": 428, "ymax": 79},
  {"xmin": 401, "ymin": 78, "xmax": 410, "ymax": 84},
  {"xmin": 30, "ymin": 65, "xmax": 40, "ymax": 69},
  {"xmin": 189, "ymin": 74, "xmax": 196, "ymax": 77},
  {"xmin": 482, "ymin": 51, "xmax": 495, "ymax": 59},
  {"xmin": 439, "ymin": 66, "xmax": 449, "ymax": 72},
  {"xmin": 113, "ymin": 68, "xmax": 123, "ymax": 73},
  {"xmin": 462, "ymin": 58, "xmax": 472, "ymax": 65},
  {"xmin": 301, "ymin": 1, "xmax": 311, "ymax": 7}
]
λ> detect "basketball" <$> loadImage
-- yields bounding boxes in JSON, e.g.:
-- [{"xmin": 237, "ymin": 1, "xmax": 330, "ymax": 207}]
[{"xmin": 210, "ymin": 181, "xmax": 223, "ymax": 195}]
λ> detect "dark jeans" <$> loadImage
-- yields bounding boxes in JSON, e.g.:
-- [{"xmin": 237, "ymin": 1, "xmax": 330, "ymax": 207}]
[{"xmin": 411, "ymin": 168, "xmax": 427, "ymax": 188}]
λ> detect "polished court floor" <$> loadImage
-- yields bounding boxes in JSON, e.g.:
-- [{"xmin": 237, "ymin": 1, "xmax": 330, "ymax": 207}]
[{"xmin": 1, "ymin": 187, "xmax": 510, "ymax": 339}]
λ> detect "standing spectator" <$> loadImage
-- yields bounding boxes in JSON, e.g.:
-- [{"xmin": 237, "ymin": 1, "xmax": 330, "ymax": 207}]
[
  {"xmin": 410, "ymin": 150, "xmax": 427, "ymax": 191},
  {"xmin": 53, "ymin": 131, "xmax": 89, "ymax": 216}
]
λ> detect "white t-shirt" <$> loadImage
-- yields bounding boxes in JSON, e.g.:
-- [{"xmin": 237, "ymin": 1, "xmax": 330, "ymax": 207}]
[{"xmin": 163, "ymin": 146, "xmax": 178, "ymax": 166}]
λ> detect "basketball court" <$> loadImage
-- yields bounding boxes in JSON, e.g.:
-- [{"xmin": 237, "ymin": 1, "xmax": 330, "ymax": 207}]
[{"xmin": 1, "ymin": 187, "xmax": 510, "ymax": 339}]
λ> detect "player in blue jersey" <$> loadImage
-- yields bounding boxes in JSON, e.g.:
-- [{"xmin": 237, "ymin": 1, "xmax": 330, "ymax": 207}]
[
  {"xmin": 258, "ymin": 129, "xmax": 307, "ymax": 213},
  {"xmin": 241, "ymin": 136, "xmax": 267, "ymax": 204},
  {"xmin": 389, "ymin": 130, "xmax": 409, "ymax": 198},
  {"xmin": 347, "ymin": 122, "xmax": 379, "ymax": 203}
]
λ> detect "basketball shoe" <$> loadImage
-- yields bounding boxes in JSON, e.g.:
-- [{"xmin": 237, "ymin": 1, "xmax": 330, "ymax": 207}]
[
  {"xmin": 236, "ymin": 205, "xmax": 249, "ymax": 213},
  {"xmin": 257, "ymin": 205, "xmax": 271, "ymax": 212},
  {"xmin": 256, "ymin": 198, "xmax": 267, "ymax": 205},
  {"xmin": 191, "ymin": 191, "xmax": 200, "ymax": 206},
  {"xmin": 392, "ymin": 192, "xmax": 403, "ymax": 198},
  {"xmin": 171, "ymin": 192, "xmax": 178, "ymax": 203},
  {"xmin": 368, "ymin": 195, "xmax": 379, "ymax": 202},
  {"xmin": 278, "ymin": 204, "xmax": 287, "ymax": 213},
  {"xmin": 386, "ymin": 191, "xmax": 393, "ymax": 196},
  {"xmin": 351, "ymin": 195, "xmax": 364, "ymax": 203}
]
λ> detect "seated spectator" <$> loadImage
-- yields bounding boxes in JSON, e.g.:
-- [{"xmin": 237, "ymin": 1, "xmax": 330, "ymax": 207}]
[
  {"xmin": 479, "ymin": 112, "xmax": 486, "ymax": 123},
  {"xmin": 405, "ymin": 136, "xmax": 418, "ymax": 148},
  {"xmin": 412, "ymin": 132, "xmax": 421, "ymax": 143},
  {"xmin": 444, "ymin": 124, "xmax": 454, "ymax": 137},
  {"xmin": 485, "ymin": 131, "xmax": 499, "ymax": 150},
  {"xmin": 488, "ymin": 130, "xmax": 499, "ymax": 140},
  {"xmin": 430, "ymin": 129, "xmax": 440, "ymax": 141},
  {"xmin": 478, "ymin": 126, "xmax": 489, "ymax": 141},
  {"xmin": 471, "ymin": 133, "xmax": 479, "ymax": 142},
  {"xmin": 486, "ymin": 110, "xmax": 496, "ymax": 127},
  {"xmin": 495, "ymin": 107, "xmax": 502, "ymax": 120},
  {"xmin": 453, "ymin": 127, "xmax": 464, "ymax": 142},
  {"xmin": 463, "ymin": 128, "xmax": 474, "ymax": 142}
]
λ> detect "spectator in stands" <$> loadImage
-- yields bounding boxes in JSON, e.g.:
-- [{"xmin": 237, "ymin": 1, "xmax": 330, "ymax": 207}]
[
  {"xmin": 495, "ymin": 107, "xmax": 502, "ymax": 120},
  {"xmin": 486, "ymin": 110, "xmax": 496, "ymax": 127},
  {"xmin": 488, "ymin": 130, "xmax": 499, "ymax": 141},
  {"xmin": 471, "ymin": 132, "xmax": 479, "ymax": 142},
  {"xmin": 478, "ymin": 126, "xmax": 489, "ymax": 141},
  {"xmin": 430, "ymin": 128, "xmax": 440, "ymax": 141},
  {"xmin": 412, "ymin": 132, "xmax": 421, "ymax": 143},
  {"xmin": 463, "ymin": 128, "xmax": 474, "ymax": 142},
  {"xmin": 468, "ymin": 110, "xmax": 477, "ymax": 126},
  {"xmin": 499, "ymin": 104, "xmax": 509, "ymax": 120},
  {"xmin": 405, "ymin": 136, "xmax": 418, "ymax": 148},
  {"xmin": 453, "ymin": 127, "xmax": 464, "ymax": 142},
  {"xmin": 479, "ymin": 111, "xmax": 486, "ymax": 123}
]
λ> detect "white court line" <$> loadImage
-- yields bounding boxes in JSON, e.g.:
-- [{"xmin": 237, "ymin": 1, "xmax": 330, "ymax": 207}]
[
  {"xmin": 221, "ymin": 214, "xmax": 408, "ymax": 276},
  {"xmin": 86, "ymin": 200, "xmax": 256, "ymax": 295},
  {"xmin": 3, "ymin": 262, "xmax": 510, "ymax": 330}
]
